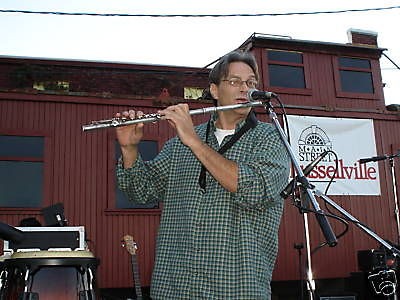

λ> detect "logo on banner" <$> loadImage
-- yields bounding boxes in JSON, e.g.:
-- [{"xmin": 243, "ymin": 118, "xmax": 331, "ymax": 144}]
[{"xmin": 298, "ymin": 124, "xmax": 332, "ymax": 162}]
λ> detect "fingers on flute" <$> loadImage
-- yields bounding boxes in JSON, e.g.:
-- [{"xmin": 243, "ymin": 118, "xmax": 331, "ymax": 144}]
[
  {"xmin": 137, "ymin": 111, "xmax": 144, "ymax": 118},
  {"xmin": 116, "ymin": 110, "xmax": 144, "ymax": 119}
]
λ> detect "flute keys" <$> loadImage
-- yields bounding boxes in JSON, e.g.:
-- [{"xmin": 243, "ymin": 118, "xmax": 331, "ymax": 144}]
[
  {"xmin": 143, "ymin": 113, "xmax": 161, "ymax": 123},
  {"xmin": 111, "ymin": 118, "xmax": 122, "ymax": 127}
]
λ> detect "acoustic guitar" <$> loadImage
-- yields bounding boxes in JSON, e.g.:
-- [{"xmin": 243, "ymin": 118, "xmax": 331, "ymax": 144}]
[{"xmin": 122, "ymin": 234, "xmax": 143, "ymax": 300}]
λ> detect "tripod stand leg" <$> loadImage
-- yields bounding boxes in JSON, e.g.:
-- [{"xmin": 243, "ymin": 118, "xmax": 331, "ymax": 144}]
[{"xmin": 303, "ymin": 213, "xmax": 315, "ymax": 300}]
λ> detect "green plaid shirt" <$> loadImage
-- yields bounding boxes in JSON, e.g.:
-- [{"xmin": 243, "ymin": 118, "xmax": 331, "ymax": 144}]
[{"xmin": 117, "ymin": 114, "xmax": 290, "ymax": 300}]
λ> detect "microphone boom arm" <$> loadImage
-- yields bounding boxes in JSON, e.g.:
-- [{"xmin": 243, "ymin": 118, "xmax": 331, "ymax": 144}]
[{"xmin": 314, "ymin": 189, "xmax": 400, "ymax": 256}]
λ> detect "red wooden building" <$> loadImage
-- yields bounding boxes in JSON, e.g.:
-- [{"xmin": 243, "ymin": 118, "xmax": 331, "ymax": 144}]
[{"xmin": 1, "ymin": 29, "xmax": 400, "ymax": 298}]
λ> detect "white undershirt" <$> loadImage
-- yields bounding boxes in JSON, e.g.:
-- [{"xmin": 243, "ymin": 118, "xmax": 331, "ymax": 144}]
[{"xmin": 214, "ymin": 128, "xmax": 235, "ymax": 145}]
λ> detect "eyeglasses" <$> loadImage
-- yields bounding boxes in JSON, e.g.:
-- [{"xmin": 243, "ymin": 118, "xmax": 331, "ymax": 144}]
[{"xmin": 222, "ymin": 78, "xmax": 258, "ymax": 89}]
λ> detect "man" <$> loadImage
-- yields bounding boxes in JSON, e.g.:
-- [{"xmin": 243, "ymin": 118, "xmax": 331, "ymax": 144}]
[{"xmin": 116, "ymin": 50, "xmax": 290, "ymax": 299}]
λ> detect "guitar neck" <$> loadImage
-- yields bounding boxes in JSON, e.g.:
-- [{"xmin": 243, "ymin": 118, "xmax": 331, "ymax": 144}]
[{"xmin": 131, "ymin": 255, "xmax": 142, "ymax": 299}]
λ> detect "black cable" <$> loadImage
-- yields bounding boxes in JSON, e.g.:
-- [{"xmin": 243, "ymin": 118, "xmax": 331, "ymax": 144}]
[
  {"xmin": 323, "ymin": 150, "xmax": 338, "ymax": 196},
  {"xmin": 382, "ymin": 52, "xmax": 400, "ymax": 70},
  {"xmin": 291, "ymin": 202, "xmax": 349, "ymax": 254},
  {"xmin": 1, "ymin": 6, "xmax": 400, "ymax": 18}
]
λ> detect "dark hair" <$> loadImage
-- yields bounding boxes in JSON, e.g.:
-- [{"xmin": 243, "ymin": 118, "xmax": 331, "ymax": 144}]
[
  {"xmin": 201, "ymin": 50, "xmax": 260, "ymax": 104},
  {"xmin": 209, "ymin": 50, "xmax": 259, "ymax": 85}
]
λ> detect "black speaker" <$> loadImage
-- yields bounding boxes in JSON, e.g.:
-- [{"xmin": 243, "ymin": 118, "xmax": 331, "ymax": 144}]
[{"xmin": 41, "ymin": 202, "xmax": 67, "ymax": 226}]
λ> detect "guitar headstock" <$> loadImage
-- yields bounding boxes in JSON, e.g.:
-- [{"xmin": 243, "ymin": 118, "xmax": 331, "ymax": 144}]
[{"xmin": 122, "ymin": 234, "xmax": 137, "ymax": 255}]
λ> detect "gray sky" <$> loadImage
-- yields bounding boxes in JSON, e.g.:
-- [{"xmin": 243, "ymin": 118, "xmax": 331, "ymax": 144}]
[{"xmin": 1, "ymin": 0, "xmax": 399, "ymax": 104}]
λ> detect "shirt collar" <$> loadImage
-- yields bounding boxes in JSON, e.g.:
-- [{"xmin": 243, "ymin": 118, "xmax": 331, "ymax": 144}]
[{"xmin": 210, "ymin": 110, "xmax": 258, "ymax": 133}]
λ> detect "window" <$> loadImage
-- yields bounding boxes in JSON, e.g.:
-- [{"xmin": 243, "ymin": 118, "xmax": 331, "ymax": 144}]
[
  {"xmin": 267, "ymin": 50, "xmax": 306, "ymax": 89},
  {"xmin": 114, "ymin": 140, "xmax": 159, "ymax": 209},
  {"xmin": 338, "ymin": 57, "xmax": 374, "ymax": 93},
  {"xmin": 0, "ymin": 135, "xmax": 44, "ymax": 207}
]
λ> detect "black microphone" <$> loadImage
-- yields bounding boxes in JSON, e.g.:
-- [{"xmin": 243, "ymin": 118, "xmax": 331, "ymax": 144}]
[
  {"xmin": 359, "ymin": 155, "xmax": 389, "ymax": 164},
  {"xmin": 247, "ymin": 89, "xmax": 277, "ymax": 101},
  {"xmin": 281, "ymin": 150, "xmax": 330, "ymax": 199}
]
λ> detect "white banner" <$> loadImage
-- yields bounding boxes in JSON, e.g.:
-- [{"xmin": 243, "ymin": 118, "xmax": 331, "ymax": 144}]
[{"xmin": 286, "ymin": 115, "xmax": 380, "ymax": 195}]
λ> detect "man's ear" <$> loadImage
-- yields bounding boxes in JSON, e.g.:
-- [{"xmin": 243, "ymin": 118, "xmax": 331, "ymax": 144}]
[{"xmin": 210, "ymin": 83, "xmax": 218, "ymax": 100}]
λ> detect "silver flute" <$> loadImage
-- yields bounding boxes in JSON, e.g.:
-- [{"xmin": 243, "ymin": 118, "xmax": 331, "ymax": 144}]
[{"xmin": 82, "ymin": 101, "xmax": 265, "ymax": 132}]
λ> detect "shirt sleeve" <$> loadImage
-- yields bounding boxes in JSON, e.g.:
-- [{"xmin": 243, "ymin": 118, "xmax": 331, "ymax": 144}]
[
  {"xmin": 116, "ymin": 138, "xmax": 174, "ymax": 204},
  {"xmin": 233, "ymin": 126, "xmax": 290, "ymax": 210}
]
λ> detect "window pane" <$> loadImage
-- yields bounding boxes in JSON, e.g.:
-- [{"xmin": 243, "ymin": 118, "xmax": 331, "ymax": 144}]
[
  {"xmin": 339, "ymin": 57, "xmax": 370, "ymax": 69},
  {"xmin": 268, "ymin": 50, "xmax": 303, "ymax": 63},
  {"xmin": 269, "ymin": 65, "xmax": 305, "ymax": 88},
  {"xmin": 0, "ymin": 136, "xmax": 44, "ymax": 158},
  {"xmin": 340, "ymin": 70, "xmax": 374, "ymax": 93},
  {"xmin": 115, "ymin": 140, "xmax": 159, "ymax": 209},
  {"xmin": 0, "ymin": 161, "xmax": 43, "ymax": 207},
  {"xmin": 114, "ymin": 140, "xmax": 158, "ymax": 161}
]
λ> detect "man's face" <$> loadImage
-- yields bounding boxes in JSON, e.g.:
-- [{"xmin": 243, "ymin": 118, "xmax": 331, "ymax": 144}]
[{"xmin": 211, "ymin": 62, "xmax": 257, "ymax": 112}]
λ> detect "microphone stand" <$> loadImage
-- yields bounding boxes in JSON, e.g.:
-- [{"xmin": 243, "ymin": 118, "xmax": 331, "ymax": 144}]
[
  {"xmin": 388, "ymin": 153, "xmax": 400, "ymax": 245},
  {"xmin": 313, "ymin": 187, "xmax": 400, "ymax": 298},
  {"xmin": 262, "ymin": 100, "xmax": 337, "ymax": 300},
  {"xmin": 361, "ymin": 152, "xmax": 400, "ymax": 244},
  {"xmin": 307, "ymin": 156, "xmax": 400, "ymax": 298}
]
